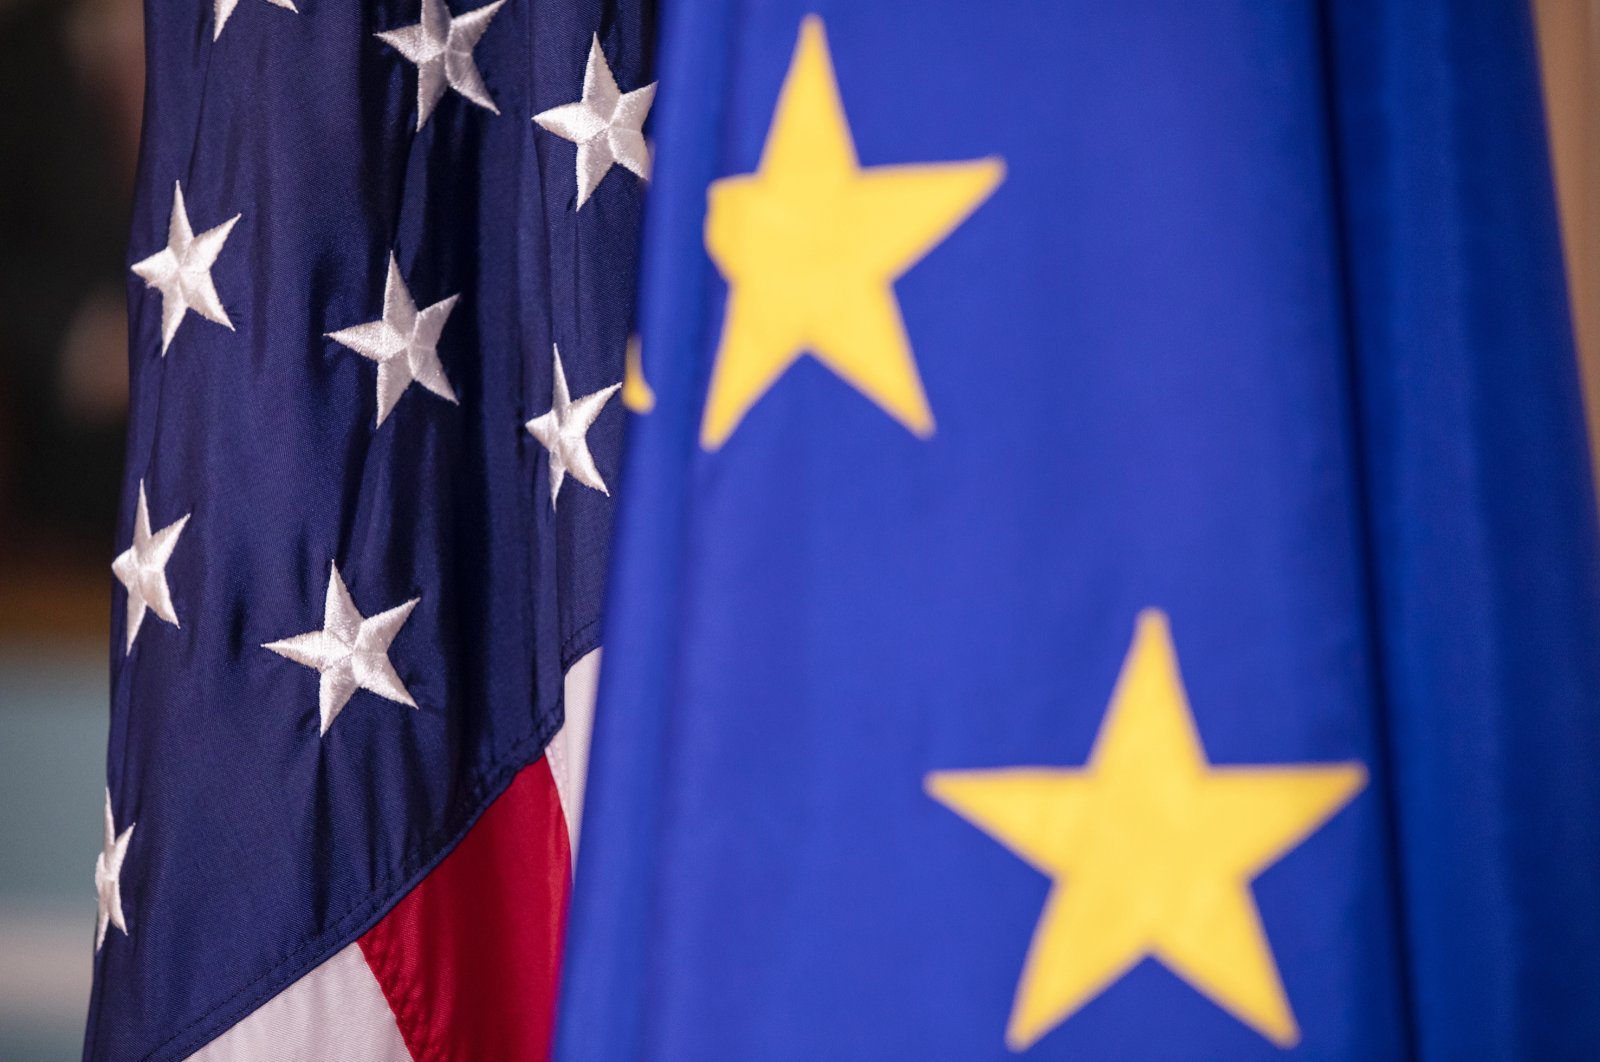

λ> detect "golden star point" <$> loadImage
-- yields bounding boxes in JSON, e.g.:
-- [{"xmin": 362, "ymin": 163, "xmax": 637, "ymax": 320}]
[
  {"xmin": 699, "ymin": 15, "xmax": 1003, "ymax": 449},
  {"xmin": 927, "ymin": 610, "xmax": 1366, "ymax": 1051},
  {"xmin": 622, "ymin": 334, "xmax": 655, "ymax": 413}
]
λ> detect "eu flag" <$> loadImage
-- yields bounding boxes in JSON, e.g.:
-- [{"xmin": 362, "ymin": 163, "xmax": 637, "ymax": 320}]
[{"xmin": 559, "ymin": 2, "xmax": 1600, "ymax": 1058}]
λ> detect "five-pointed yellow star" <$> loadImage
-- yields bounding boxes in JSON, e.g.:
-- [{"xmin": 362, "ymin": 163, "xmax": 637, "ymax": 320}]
[
  {"xmin": 927, "ymin": 610, "xmax": 1366, "ymax": 1051},
  {"xmin": 699, "ymin": 15, "xmax": 1004, "ymax": 449}
]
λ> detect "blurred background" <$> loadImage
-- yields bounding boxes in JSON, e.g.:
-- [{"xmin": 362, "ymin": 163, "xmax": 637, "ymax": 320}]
[
  {"xmin": 0, "ymin": 0, "xmax": 144, "ymax": 1055},
  {"xmin": 0, "ymin": 1, "xmax": 1594, "ymax": 1059}
]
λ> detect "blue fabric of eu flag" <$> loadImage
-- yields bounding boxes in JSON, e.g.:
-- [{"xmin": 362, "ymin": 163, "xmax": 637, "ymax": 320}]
[{"xmin": 558, "ymin": 0, "xmax": 1600, "ymax": 1059}]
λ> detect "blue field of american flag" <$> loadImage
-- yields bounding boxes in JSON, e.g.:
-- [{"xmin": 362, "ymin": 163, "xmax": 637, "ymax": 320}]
[{"xmin": 90, "ymin": 0, "xmax": 652, "ymax": 1056}]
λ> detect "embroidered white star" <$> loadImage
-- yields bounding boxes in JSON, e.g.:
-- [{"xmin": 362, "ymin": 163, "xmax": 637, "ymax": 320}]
[
  {"xmin": 327, "ymin": 254, "xmax": 460, "ymax": 428},
  {"xmin": 525, "ymin": 344, "xmax": 620, "ymax": 507},
  {"xmin": 95, "ymin": 789, "xmax": 134, "ymax": 951},
  {"xmin": 112, "ymin": 480, "xmax": 190, "ymax": 654},
  {"xmin": 213, "ymin": 0, "xmax": 296, "ymax": 41},
  {"xmin": 533, "ymin": 35, "xmax": 655, "ymax": 209},
  {"xmin": 130, "ymin": 183, "xmax": 240, "ymax": 355},
  {"xmin": 264, "ymin": 564, "xmax": 420, "ymax": 735},
  {"xmin": 377, "ymin": 0, "xmax": 506, "ymax": 130}
]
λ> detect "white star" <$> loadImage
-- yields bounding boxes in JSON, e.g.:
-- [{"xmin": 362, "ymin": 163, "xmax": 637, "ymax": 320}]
[
  {"xmin": 525, "ymin": 344, "xmax": 620, "ymax": 507},
  {"xmin": 326, "ymin": 254, "xmax": 460, "ymax": 428},
  {"xmin": 263, "ymin": 564, "xmax": 420, "ymax": 735},
  {"xmin": 95, "ymin": 789, "xmax": 134, "ymax": 951},
  {"xmin": 377, "ymin": 0, "xmax": 506, "ymax": 130},
  {"xmin": 533, "ymin": 35, "xmax": 655, "ymax": 209},
  {"xmin": 130, "ymin": 183, "xmax": 240, "ymax": 355},
  {"xmin": 213, "ymin": 0, "xmax": 297, "ymax": 41},
  {"xmin": 112, "ymin": 480, "xmax": 190, "ymax": 654}
]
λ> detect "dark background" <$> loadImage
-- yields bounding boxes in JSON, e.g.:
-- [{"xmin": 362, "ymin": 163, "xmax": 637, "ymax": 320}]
[{"xmin": 0, "ymin": 0, "xmax": 142, "ymax": 1054}]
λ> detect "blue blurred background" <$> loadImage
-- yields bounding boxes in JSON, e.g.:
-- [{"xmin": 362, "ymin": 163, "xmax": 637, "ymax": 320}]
[{"xmin": 0, "ymin": 649, "xmax": 108, "ymax": 1059}]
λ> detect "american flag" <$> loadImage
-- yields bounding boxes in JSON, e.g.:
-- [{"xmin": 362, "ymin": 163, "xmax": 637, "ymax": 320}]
[{"xmin": 86, "ymin": 0, "xmax": 653, "ymax": 1057}]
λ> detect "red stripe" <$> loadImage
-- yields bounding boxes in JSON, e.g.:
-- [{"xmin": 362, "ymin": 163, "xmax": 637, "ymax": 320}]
[{"xmin": 359, "ymin": 758, "xmax": 571, "ymax": 1062}]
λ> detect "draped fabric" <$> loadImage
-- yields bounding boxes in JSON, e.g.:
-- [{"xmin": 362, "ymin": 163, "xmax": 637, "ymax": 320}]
[
  {"xmin": 87, "ymin": 0, "xmax": 650, "ymax": 1056},
  {"xmin": 558, "ymin": 2, "xmax": 1600, "ymax": 1058}
]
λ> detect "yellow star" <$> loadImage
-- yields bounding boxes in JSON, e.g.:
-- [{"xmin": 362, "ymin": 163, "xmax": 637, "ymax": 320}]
[
  {"xmin": 699, "ymin": 15, "xmax": 1004, "ymax": 449},
  {"xmin": 623, "ymin": 334, "xmax": 655, "ymax": 413},
  {"xmin": 926, "ymin": 610, "xmax": 1366, "ymax": 1051}
]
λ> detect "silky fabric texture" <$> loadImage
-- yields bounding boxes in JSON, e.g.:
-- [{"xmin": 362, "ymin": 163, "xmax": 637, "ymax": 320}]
[
  {"xmin": 357, "ymin": 758, "xmax": 570, "ymax": 1061},
  {"xmin": 557, "ymin": 1, "xmax": 1600, "ymax": 1060},
  {"xmin": 86, "ymin": 0, "xmax": 651, "ymax": 1058},
  {"xmin": 1323, "ymin": 1, "xmax": 1600, "ymax": 1055}
]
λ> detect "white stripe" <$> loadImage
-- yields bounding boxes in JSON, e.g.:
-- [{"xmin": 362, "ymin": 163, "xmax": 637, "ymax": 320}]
[
  {"xmin": 188, "ymin": 943, "xmax": 411, "ymax": 1061},
  {"xmin": 545, "ymin": 647, "xmax": 601, "ymax": 859}
]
